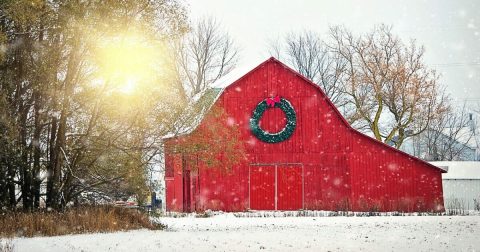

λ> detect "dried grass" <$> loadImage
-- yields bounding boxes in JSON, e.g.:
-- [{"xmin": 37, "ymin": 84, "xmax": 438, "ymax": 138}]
[{"xmin": 0, "ymin": 206, "xmax": 163, "ymax": 238}]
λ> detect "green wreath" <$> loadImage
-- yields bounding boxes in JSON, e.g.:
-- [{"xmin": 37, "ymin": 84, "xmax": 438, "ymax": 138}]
[{"xmin": 249, "ymin": 97, "xmax": 296, "ymax": 143}]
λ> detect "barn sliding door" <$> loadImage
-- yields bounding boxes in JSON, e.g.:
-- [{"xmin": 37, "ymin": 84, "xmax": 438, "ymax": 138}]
[
  {"xmin": 249, "ymin": 164, "xmax": 303, "ymax": 210},
  {"xmin": 277, "ymin": 165, "xmax": 303, "ymax": 210},
  {"xmin": 249, "ymin": 166, "xmax": 275, "ymax": 210}
]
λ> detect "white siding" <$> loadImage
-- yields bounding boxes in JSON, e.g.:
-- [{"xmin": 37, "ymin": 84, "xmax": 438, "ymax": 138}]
[{"xmin": 443, "ymin": 179, "xmax": 480, "ymax": 210}]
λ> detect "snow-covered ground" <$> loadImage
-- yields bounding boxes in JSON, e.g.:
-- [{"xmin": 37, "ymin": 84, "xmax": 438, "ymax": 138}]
[{"xmin": 8, "ymin": 213, "xmax": 480, "ymax": 252}]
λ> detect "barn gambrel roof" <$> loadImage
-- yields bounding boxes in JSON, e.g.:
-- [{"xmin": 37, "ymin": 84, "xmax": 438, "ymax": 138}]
[{"xmin": 166, "ymin": 57, "xmax": 446, "ymax": 173}]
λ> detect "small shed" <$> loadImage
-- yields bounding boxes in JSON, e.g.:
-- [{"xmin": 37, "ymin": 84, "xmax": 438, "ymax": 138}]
[
  {"xmin": 165, "ymin": 57, "xmax": 445, "ymax": 213},
  {"xmin": 431, "ymin": 161, "xmax": 480, "ymax": 210}
]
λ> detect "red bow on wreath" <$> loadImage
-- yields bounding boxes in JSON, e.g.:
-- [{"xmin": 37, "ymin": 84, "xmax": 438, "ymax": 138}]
[{"xmin": 266, "ymin": 96, "xmax": 281, "ymax": 107}]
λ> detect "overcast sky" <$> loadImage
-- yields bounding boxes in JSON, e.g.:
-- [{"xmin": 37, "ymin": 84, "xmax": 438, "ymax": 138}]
[{"xmin": 186, "ymin": 0, "xmax": 480, "ymax": 105}]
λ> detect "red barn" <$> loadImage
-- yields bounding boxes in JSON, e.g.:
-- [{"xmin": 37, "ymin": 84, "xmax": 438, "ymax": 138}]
[{"xmin": 165, "ymin": 57, "xmax": 445, "ymax": 212}]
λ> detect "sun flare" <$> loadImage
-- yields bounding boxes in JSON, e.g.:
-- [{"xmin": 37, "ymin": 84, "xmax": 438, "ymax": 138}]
[{"xmin": 93, "ymin": 32, "xmax": 162, "ymax": 94}]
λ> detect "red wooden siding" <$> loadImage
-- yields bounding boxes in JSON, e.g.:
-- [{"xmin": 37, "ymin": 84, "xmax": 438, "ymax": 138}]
[{"xmin": 165, "ymin": 57, "xmax": 445, "ymax": 213}]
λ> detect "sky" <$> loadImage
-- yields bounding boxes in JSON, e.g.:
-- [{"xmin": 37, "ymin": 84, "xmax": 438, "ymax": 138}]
[{"xmin": 185, "ymin": 0, "xmax": 480, "ymax": 105}]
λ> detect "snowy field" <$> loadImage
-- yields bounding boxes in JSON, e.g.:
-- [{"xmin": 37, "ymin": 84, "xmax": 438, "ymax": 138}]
[{"xmin": 8, "ymin": 213, "xmax": 480, "ymax": 252}]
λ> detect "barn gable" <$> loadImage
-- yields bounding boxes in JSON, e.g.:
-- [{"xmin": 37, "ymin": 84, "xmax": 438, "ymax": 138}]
[
  {"xmin": 180, "ymin": 57, "xmax": 443, "ymax": 173},
  {"xmin": 165, "ymin": 57, "xmax": 445, "ymax": 212}
]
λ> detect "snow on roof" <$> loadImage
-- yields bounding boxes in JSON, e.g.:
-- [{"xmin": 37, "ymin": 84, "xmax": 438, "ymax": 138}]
[
  {"xmin": 211, "ymin": 57, "xmax": 272, "ymax": 89},
  {"xmin": 163, "ymin": 88, "xmax": 222, "ymax": 139},
  {"xmin": 430, "ymin": 161, "xmax": 480, "ymax": 179},
  {"xmin": 440, "ymin": 127, "xmax": 478, "ymax": 149},
  {"xmin": 163, "ymin": 58, "xmax": 273, "ymax": 139}
]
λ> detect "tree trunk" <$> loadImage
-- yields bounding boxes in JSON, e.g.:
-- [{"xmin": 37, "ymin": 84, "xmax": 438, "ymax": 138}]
[
  {"xmin": 48, "ymin": 37, "xmax": 80, "ymax": 209},
  {"xmin": 20, "ymin": 103, "xmax": 33, "ymax": 210},
  {"xmin": 33, "ymin": 24, "xmax": 46, "ymax": 209},
  {"xmin": 7, "ymin": 162, "xmax": 16, "ymax": 208},
  {"xmin": 33, "ymin": 92, "xmax": 42, "ymax": 208},
  {"xmin": 46, "ymin": 117, "xmax": 58, "ymax": 208}
]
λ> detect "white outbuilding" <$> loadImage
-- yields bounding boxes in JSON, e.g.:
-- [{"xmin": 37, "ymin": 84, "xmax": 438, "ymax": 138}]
[{"xmin": 431, "ymin": 161, "xmax": 480, "ymax": 211}]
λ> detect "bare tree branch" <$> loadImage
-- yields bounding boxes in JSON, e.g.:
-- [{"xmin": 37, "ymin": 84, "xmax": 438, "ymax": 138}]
[
  {"xmin": 328, "ymin": 24, "xmax": 448, "ymax": 148},
  {"xmin": 172, "ymin": 17, "xmax": 239, "ymax": 97}
]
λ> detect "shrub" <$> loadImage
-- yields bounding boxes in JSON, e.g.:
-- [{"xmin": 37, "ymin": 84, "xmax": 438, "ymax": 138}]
[
  {"xmin": 0, "ymin": 206, "xmax": 164, "ymax": 238},
  {"xmin": 445, "ymin": 198, "xmax": 467, "ymax": 215},
  {"xmin": 474, "ymin": 198, "xmax": 480, "ymax": 211}
]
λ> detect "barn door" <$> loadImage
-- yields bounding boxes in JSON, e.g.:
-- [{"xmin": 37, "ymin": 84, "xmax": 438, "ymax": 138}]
[
  {"xmin": 182, "ymin": 169, "xmax": 191, "ymax": 212},
  {"xmin": 249, "ymin": 164, "xmax": 303, "ymax": 210},
  {"xmin": 277, "ymin": 165, "xmax": 303, "ymax": 210},
  {"xmin": 249, "ymin": 166, "xmax": 275, "ymax": 210}
]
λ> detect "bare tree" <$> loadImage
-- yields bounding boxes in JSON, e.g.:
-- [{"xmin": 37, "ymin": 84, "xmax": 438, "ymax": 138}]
[
  {"xmin": 411, "ymin": 103, "xmax": 477, "ymax": 161},
  {"xmin": 328, "ymin": 25, "xmax": 449, "ymax": 148},
  {"xmin": 474, "ymin": 102, "xmax": 480, "ymax": 118},
  {"xmin": 173, "ymin": 17, "xmax": 239, "ymax": 98},
  {"xmin": 269, "ymin": 31, "xmax": 347, "ymax": 107}
]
